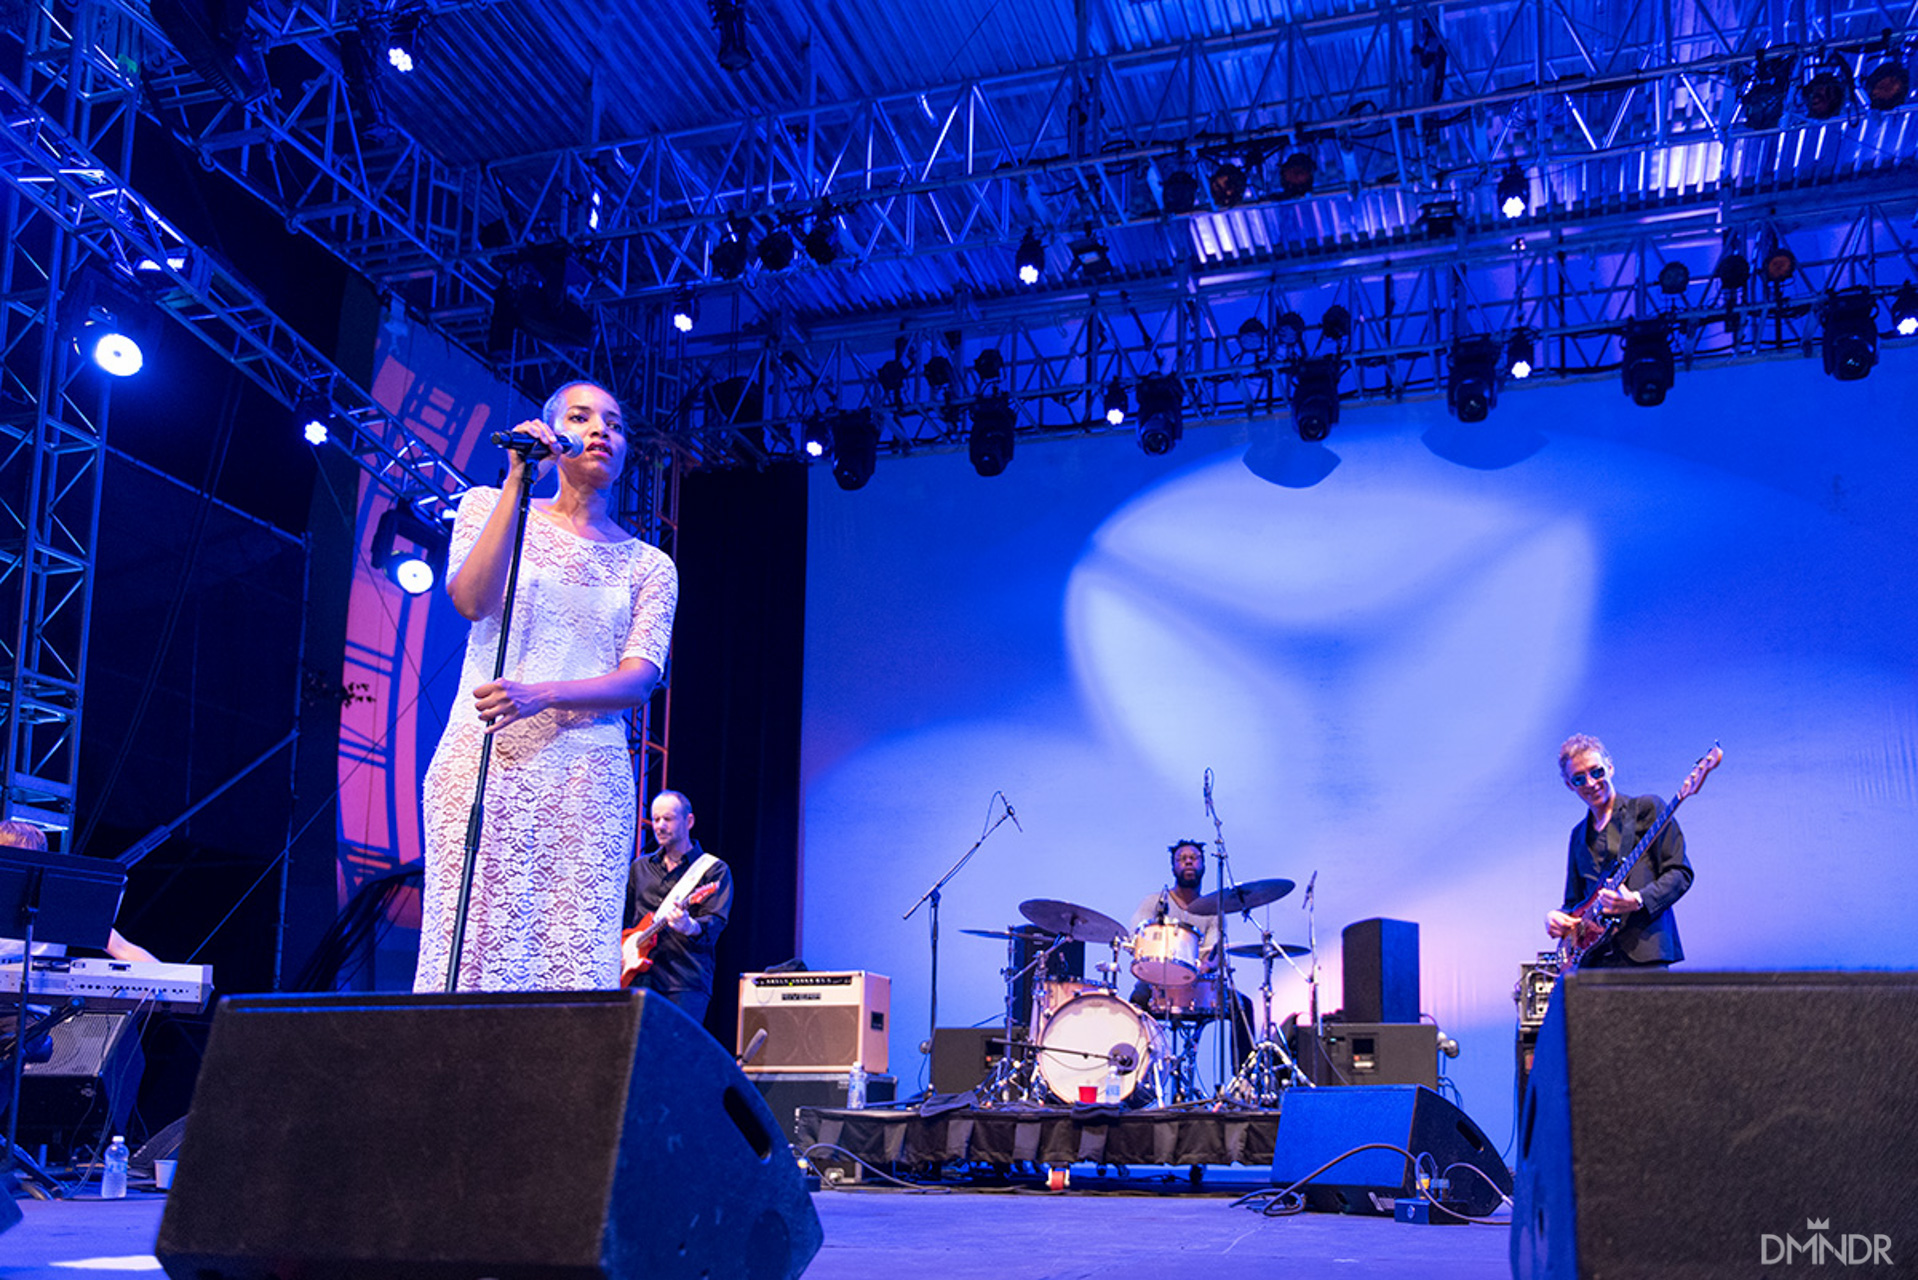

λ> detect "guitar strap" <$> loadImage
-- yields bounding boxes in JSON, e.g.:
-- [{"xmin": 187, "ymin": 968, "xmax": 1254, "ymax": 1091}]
[{"xmin": 661, "ymin": 852, "xmax": 720, "ymax": 913}]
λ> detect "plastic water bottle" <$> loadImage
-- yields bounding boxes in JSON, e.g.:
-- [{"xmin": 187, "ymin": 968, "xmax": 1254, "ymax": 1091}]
[
  {"xmin": 1101, "ymin": 1060, "xmax": 1122, "ymax": 1105},
  {"xmin": 846, "ymin": 1064, "xmax": 868, "ymax": 1109},
  {"xmin": 101, "ymin": 1135, "xmax": 128, "ymax": 1200}
]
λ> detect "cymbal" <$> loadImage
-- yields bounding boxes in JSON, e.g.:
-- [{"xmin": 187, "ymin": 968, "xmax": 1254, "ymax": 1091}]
[
  {"xmin": 959, "ymin": 926, "xmax": 1058, "ymax": 941},
  {"xmin": 1185, "ymin": 877, "xmax": 1297, "ymax": 916},
  {"xmin": 1225, "ymin": 940, "xmax": 1312, "ymax": 960},
  {"xmin": 1019, "ymin": 898, "xmax": 1128, "ymax": 945}
]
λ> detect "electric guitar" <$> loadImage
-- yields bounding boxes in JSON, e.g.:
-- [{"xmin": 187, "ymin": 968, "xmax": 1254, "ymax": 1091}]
[
  {"xmin": 1554, "ymin": 743, "xmax": 1722, "ymax": 976},
  {"xmin": 621, "ymin": 880, "xmax": 719, "ymax": 987}
]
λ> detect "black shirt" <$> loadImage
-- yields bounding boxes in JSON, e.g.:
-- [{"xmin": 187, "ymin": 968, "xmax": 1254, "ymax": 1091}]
[{"xmin": 1562, "ymin": 793, "xmax": 1694, "ymax": 965}]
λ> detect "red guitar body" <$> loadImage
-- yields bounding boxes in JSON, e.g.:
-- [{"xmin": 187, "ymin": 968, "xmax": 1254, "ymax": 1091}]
[{"xmin": 620, "ymin": 881, "xmax": 718, "ymax": 987}]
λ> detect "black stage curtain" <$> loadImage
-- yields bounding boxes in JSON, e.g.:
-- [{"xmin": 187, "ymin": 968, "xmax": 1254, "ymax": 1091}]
[{"xmin": 668, "ymin": 463, "xmax": 808, "ymax": 1049}]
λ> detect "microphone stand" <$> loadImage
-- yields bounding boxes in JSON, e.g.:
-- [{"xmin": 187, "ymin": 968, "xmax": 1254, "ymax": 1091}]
[
  {"xmin": 903, "ymin": 795, "xmax": 1016, "ymax": 1089},
  {"xmin": 1204, "ymin": 775, "xmax": 1242, "ymax": 1106},
  {"xmin": 443, "ymin": 446, "xmax": 543, "ymax": 993}
]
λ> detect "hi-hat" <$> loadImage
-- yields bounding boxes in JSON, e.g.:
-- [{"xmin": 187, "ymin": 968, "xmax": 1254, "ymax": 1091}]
[
  {"xmin": 1019, "ymin": 898, "xmax": 1128, "ymax": 945},
  {"xmin": 1185, "ymin": 877, "xmax": 1296, "ymax": 916},
  {"xmin": 1225, "ymin": 940, "xmax": 1311, "ymax": 960}
]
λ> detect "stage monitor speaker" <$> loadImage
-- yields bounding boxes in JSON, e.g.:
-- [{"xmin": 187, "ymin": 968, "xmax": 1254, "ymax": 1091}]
[
  {"xmin": 16, "ymin": 1010, "xmax": 144, "ymax": 1153},
  {"xmin": 1271, "ymin": 1084, "xmax": 1510, "ymax": 1217},
  {"xmin": 738, "ymin": 970, "xmax": 888, "ymax": 1073},
  {"xmin": 154, "ymin": 989, "xmax": 821, "ymax": 1280},
  {"xmin": 1513, "ymin": 970, "xmax": 1918, "ymax": 1280},
  {"xmin": 1341, "ymin": 918, "xmax": 1419, "ymax": 1024},
  {"xmin": 929, "ymin": 1026, "xmax": 1002, "ymax": 1094}
]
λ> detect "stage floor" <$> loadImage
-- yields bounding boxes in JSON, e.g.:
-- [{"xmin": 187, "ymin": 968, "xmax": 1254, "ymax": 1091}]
[{"xmin": 0, "ymin": 1179, "xmax": 1514, "ymax": 1280}]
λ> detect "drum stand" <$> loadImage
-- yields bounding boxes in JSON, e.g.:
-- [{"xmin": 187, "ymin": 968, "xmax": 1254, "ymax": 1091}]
[{"xmin": 1224, "ymin": 930, "xmax": 1309, "ymax": 1107}]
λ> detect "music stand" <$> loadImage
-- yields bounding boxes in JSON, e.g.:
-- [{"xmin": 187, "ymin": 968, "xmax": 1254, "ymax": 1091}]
[{"xmin": 0, "ymin": 847, "xmax": 124, "ymax": 1193}]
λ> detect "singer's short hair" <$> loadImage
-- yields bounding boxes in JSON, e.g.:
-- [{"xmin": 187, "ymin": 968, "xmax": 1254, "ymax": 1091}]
[
  {"xmin": 540, "ymin": 381, "xmax": 621, "ymax": 427},
  {"xmin": 1168, "ymin": 839, "xmax": 1206, "ymax": 857},
  {"xmin": 0, "ymin": 819, "xmax": 48, "ymax": 851},
  {"xmin": 650, "ymin": 789, "xmax": 692, "ymax": 818}
]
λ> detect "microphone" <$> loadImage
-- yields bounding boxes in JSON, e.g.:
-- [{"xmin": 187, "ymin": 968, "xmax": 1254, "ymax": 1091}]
[
  {"xmin": 490, "ymin": 429, "xmax": 584, "ymax": 459},
  {"xmin": 1004, "ymin": 795, "xmax": 1023, "ymax": 832},
  {"xmin": 737, "ymin": 1026, "xmax": 769, "ymax": 1068}
]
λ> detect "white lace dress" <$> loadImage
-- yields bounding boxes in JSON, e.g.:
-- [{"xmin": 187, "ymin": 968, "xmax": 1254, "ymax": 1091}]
[{"xmin": 414, "ymin": 487, "xmax": 678, "ymax": 992}]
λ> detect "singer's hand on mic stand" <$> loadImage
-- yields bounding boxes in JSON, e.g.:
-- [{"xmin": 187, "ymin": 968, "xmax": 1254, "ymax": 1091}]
[{"xmin": 474, "ymin": 677, "xmax": 553, "ymax": 732}]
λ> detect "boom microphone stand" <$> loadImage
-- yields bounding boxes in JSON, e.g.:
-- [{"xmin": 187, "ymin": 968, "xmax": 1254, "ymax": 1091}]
[{"xmin": 443, "ymin": 444, "xmax": 544, "ymax": 993}]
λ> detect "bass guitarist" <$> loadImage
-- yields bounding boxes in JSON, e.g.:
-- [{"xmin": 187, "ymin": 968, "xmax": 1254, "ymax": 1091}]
[
  {"xmin": 625, "ymin": 790, "xmax": 732, "ymax": 1021},
  {"xmin": 1545, "ymin": 735, "xmax": 1695, "ymax": 968}
]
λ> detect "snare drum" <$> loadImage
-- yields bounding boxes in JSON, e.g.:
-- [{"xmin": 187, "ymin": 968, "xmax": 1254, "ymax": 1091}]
[
  {"xmin": 1149, "ymin": 977, "xmax": 1223, "ymax": 1019},
  {"xmin": 1036, "ymin": 990, "xmax": 1168, "ymax": 1105},
  {"xmin": 1129, "ymin": 921, "xmax": 1200, "ymax": 987}
]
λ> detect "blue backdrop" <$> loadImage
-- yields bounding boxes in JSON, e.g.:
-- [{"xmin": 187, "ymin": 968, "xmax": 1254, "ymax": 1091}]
[{"xmin": 799, "ymin": 350, "xmax": 1918, "ymax": 1151}]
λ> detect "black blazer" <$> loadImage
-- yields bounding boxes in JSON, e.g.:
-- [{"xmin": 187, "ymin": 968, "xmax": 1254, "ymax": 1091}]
[{"xmin": 1562, "ymin": 794, "xmax": 1694, "ymax": 964}]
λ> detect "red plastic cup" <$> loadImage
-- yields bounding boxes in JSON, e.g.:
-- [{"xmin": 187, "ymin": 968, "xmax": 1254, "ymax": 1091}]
[{"xmin": 1078, "ymin": 1085, "xmax": 1097, "ymax": 1103}]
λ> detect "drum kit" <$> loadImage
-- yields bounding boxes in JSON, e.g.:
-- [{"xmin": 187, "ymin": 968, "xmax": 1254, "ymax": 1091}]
[{"xmin": 960, "ymin": 877, "xmax": 1316, "ymax": 1108}]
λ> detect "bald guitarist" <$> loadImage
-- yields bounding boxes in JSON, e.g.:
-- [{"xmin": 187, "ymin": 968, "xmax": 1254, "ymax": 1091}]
[
  {"xmin": 625, "ymin": 790, "xmax": 731, "ymax": 1021},
  {"xmin": 1545, "ymin": 735, "xmax": 1699, "ymax": 969}
]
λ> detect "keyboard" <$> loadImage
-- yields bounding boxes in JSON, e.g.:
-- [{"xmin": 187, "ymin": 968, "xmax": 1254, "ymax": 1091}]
[{"xmin": 0, "ymin": 956, "xmax": 214, "ymax": 1013}]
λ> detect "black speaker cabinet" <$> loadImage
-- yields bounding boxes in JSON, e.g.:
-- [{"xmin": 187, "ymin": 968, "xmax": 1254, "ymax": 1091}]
[
  {"xmin": 1291, "ymin": 1021, "xmax": 1438, "ymax": 1089},
  {"xmin": 929, "ymin": 1025, "xmax": 1003, "ymax": 1094},
  {"xmin": 16, "ymin": 1010, "xmax": 144, "ymax": 1154},
  {"xmin": 1271, "ymin": 1084, "xmax": 1510, "ymax": 1216},
  {"xmin": 155, "ymin": 990, "xmax": 822, "ymax": 1280},
  {"xmin": 1341, "ymin": 918, "xmax": 1419, "ymax": 1024},
  {"xmin": 751, "ymin": 1071, "xmax": 897, "ymax": 1143},
  {"xmin": 1513, "ymin": 970, "xmax": 1918, "ymax": 1280}
]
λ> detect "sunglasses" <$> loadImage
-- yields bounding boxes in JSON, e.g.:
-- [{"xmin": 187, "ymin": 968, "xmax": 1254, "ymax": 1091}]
[{"xmin": 1568, "ymin": 765, "xmax": 1609, "ymax": 786}]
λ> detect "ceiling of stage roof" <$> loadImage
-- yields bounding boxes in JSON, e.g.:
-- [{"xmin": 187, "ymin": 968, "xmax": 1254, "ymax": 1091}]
[{"xmin": 14, "ymin": 0, "xmax": 1918, "ymax": 478}]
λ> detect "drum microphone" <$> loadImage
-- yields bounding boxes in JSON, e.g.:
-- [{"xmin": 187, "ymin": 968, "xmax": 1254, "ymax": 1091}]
[
  {"xmin": 491, "ymin": 428, "xmax": 585, "ymax": 459},
  {"xmin": 736, "ymin": 1026, "xmax": 769, "ymax": 1068}
]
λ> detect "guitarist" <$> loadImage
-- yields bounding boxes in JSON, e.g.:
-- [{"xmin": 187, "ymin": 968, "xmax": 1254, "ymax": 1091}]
[
  {"xmin": 1545, "ymin": 735, "xmax": 1695, "ymax": 968},
  {"xmin": 625, "ymin": 790, "xmax": 732, "ymax": 1021}
]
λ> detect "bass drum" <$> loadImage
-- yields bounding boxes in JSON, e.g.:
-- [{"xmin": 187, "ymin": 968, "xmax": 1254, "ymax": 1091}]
[{"xmin": 1036, "ymin": 991, "xmax": 1167, "ymax": 1105}]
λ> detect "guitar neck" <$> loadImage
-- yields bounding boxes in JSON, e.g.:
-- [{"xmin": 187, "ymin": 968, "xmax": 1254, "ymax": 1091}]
[{"xmin": 1597, "ymin": 792, "xmax": 1684, "ymax": 898}]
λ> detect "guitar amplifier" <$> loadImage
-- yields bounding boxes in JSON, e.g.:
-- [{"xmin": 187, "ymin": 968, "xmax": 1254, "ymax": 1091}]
[{"xmin": 737, "ymin": 971, "xmax": 889, "ymax": 1074}]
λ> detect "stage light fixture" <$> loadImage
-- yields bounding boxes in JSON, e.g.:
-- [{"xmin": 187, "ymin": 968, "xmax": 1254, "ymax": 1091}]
[
  {"xmin": 1236, "ymin": 317, "xmax": 1267, "ymax": 356},
  {"xmin": 1716, "ymin": 252, "xmax": 1752, "ymax": 292},
  {"xmin": 1620, "ymin": 318, "xmax": 1674, "ymax": 407},
  {"xmin": 1800, "ymin": 58, "xmax": 1850, "ymax": 120},
  {"xmin": 371, "ymin": 501, "xmax": 449, "ymax": 597},
  {"xmin": 1274, "ymin": 310, "xmax": 1306, "ymax": 349},
  {"xmin": 1741, "ymin": 53, "xmax": 1791, "ymax": 129},
  {"xmin": 1446, "ymin": 336, "xmax": 1500, "ymax": 422},
  {"xmin": 386, "ymin": 10, "xmax": 419, "ymax": 72},
  {"xmin": 969, "ymin": 393, "xmax": 1016, "ymax": 477},
  {"xmin": 1015, "ymin": 230, "xmax": 1045, "ymax": 285},
  {"xmin": 1289, "ymin": 356, "xmax": 1342, "ymax": 442},
  {"xmin": 1506, "ymin": 329, "xmax": 1536, "ymax": 380},
  {"xmin": 1069, "ymin": 231, "xmax": 1112, "ymax": 278},
  {"xmin": 1134, "ymin": 373, "xmax": 1183, "ymax": 455},
  {"xmin": 1162, "ymin": 169, "xmax": 1199, "ymax": 214},
  {"xmin": 1320, "ymin": 305, "xmax": 1352, "ymax": 344},
  {"xmin": 974, "ymin": 348, "xmax": 1004, "ymax": 382},
  {"xmin": 1820, "ymin": 287, "xmax": 1879, "ymax": 381},
  {"xmin": 1865, "ymin": 57, "xmax": 1910, "ymax": 110},
  {"xmin": 148, "ymin": 0, "xmax": 270, "ymax": 104},
  {"xmin": 294, "ymin": 393, "xmax": 333, "ymax": 445},
  {"xmin": 712, "ymin": 227, "xmax": 750, "ymax": 280},
  {"xmin": 1209, "ymin": 163, "xmax": 1248, "ymax": 208},
  {"xmin": 876, "ymin": 358, "xmax": 907, "ymax": 395},
  {"xmin": 1762, "ymin": 242, "xmax": 1797, "ymax": 284},
  {"xmin": 803, "ymin": 210, "xmax": 839, "ymax": 265},
  {"xmin": 1656, "ymin": 261, "xmax": 1691, "ymax": 295},
  {"xmin": 669, "ymin": 288, "xmax": 695, "ymax": 334},
  {"xmin": 81, "ymin": 320, "xmax": 143, "ymax": 377},
  {"xmin": 1496, "ymin": 162, "xmax": 1529, "ymax": 219},
  {"xmin": 1278, "ymin": 152, "xmax": 1316, "ymax": 198},
  {"xmin": 829, "ymin": 408, "xmax": 878, "ymax": 490},
  {"xmin": 711, "ymin": 0, "xmax": 752, "ymax": 72},
  {"xmin": 757, "ymin": 226, "xmax": 795, "ymax": 272},
  {"xmin": 1103, "ymin": 379, "xmax": 1127, "ymax": 426},
  {"xmin": 924, "ymin": 356, "xmax": 953, "ymax": 390},
  {"xmin": 1892, "ymin": 282, "xmax": 1918, "ymax": 336},
  {"xmin": 801, "ymin": 416, "xmax": 831, "ymax": 458}
]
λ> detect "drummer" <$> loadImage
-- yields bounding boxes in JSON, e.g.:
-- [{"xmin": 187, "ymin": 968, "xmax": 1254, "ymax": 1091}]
[{"xmin": 1128, "ymin": 839, "xmax": 1254, "ymax": 1063}]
